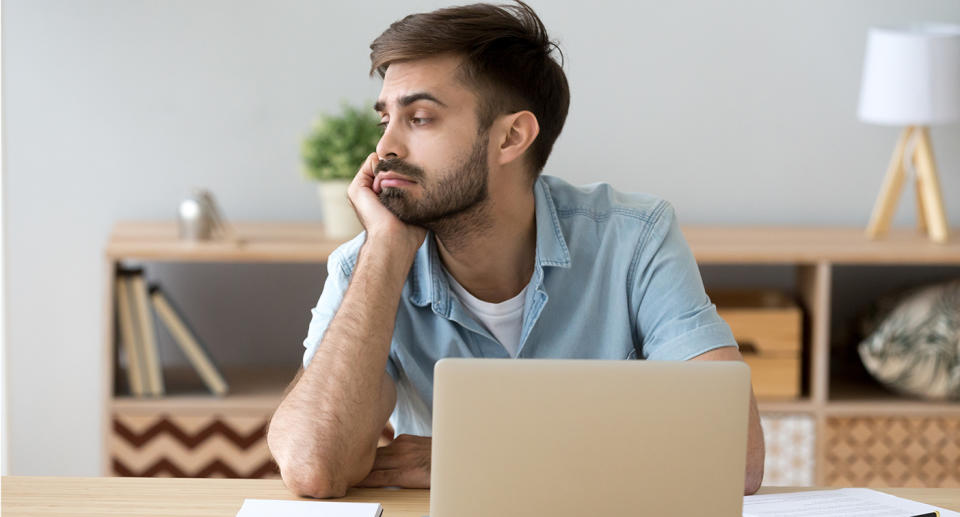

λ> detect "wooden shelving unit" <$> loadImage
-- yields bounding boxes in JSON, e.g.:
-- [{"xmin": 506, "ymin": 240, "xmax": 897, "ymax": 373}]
[
  {"xmin": 102, "ymin": 222, "xmax": 960, "ymax": 485},
  {"xmin": 102, "ymin": 222, "xmax": 346, "ymax": 479}
]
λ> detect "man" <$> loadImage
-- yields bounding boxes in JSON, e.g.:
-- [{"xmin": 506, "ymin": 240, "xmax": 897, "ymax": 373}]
[{"xmin": 268, "ymin": 1, "xmax": 764, "ymax": 499}]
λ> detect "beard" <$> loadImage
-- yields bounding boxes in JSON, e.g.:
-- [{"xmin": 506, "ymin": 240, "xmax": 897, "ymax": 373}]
[{"xmin": 376, "ymin": 136, "xmax": 489, "ymax": 227}]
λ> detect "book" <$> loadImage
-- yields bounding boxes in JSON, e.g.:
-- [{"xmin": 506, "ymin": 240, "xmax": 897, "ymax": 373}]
[
  {"xmin": 115, "ymin": 272, "xmax": 147, "ymax": 397},
  {"xmin": 236, "ymin": 499, "xmax": 383, "ymax": 517},
  {"xmin": 149, "ymin": 285, "xmax": 229, "ymax": 396},
  {"xmin": 130, "ymin": 271, "xmax": 165, "ymax": 396}
]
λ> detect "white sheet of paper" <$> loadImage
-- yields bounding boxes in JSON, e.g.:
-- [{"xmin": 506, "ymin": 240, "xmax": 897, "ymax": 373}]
[
  {"xmin": 236, "ymin": 499, "xmax": 383, "ymax": 517},
  {"xmin": 743, "ymin": 488, "xmax": 959, "ymax": 517}
]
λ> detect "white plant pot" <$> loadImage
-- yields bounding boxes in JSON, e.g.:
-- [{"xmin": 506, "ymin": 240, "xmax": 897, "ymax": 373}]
[{"xmin": 317, "ymin": 180, "xmax": 364, "ymax": 240}]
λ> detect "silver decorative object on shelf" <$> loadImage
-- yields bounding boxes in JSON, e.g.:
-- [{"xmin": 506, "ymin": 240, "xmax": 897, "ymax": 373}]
[{"xmin": 178, "ymin": 189, "xmax": 232, "ymax": 241}]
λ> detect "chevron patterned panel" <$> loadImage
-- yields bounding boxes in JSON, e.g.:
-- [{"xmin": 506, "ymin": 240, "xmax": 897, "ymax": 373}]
[
  {"xmin": 111, "ymin": 413, "xmax": 280, "ymax": 478},
  {"xmin": 824, "ymin": 416, "xmax": 960, "ymax": 487}
]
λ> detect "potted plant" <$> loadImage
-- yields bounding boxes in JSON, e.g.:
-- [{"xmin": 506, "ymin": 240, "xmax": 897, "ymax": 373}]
[{"xmin": 301, "ymin": 102, "xmax": 381, "ymax": 239}]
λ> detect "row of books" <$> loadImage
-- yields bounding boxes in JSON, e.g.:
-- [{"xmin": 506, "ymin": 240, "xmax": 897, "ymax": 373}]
[{"xmin": 115, "ymin": 268, "xmax": 228, "ymax": 397}]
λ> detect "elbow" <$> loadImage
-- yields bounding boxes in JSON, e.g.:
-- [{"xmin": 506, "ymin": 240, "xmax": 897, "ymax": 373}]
[
  {"xmin": 744, "ymin": 467, "xmax": 764, "ymax": 495},
  {"xmin": 266, "ymin": 411, "xmax": 358, "ymax": 499},
  {"xmin": 278, "ymin": 462, "xmax": 350, "ymax": 499},
  {"xmin": 743, "ymin": 444, "xmax": 765, "ymax": 495},
  {"xmin": 274, "ymin": 445, "xmax": 378, "ymax": 498},
  {"xmin": 743, "ymin": 409, "xmax": 765, "ymax": 495}
]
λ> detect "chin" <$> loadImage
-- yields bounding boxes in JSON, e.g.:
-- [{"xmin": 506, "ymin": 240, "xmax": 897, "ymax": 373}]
[{"xmin": 379, "ymin": 190, "xmax": 416, "ymax": 220}]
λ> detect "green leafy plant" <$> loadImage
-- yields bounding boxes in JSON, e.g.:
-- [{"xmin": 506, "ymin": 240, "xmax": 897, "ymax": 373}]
[{"xmin": 301, "ymin": 101, "xmax": 382, "ymax": 181}]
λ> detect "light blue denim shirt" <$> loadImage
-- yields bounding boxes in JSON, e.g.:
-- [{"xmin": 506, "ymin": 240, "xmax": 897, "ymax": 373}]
[{"xmin": 302, "ymin": 175, "xmax": 737, "ymax": 436}]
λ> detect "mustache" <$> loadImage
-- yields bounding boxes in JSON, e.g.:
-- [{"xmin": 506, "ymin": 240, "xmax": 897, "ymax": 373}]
[{"xmin": 375, "ymin": 158, "xmax": 425, "ymax": 180}]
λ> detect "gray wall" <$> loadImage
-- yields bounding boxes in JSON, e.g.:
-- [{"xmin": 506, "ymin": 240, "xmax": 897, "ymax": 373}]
[{"xmin": 4, "ymin": 0, "xmax": 959, "ymax": 475}]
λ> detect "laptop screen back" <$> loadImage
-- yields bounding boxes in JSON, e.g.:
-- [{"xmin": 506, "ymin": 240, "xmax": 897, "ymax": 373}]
[{"xmin": 430, "ymin": 358, "xmax": 750, "ymax": 517}]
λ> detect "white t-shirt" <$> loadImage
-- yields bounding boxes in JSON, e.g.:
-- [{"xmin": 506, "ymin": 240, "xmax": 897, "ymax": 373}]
[{"xmin": 445, "ymin": 270, "xmax": 530, "ymax": 358}]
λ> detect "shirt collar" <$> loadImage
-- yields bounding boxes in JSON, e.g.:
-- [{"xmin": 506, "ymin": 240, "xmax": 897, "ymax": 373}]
[{"xmin": 408, "ymin": 176, "xmax": 571, "ymax": 309}]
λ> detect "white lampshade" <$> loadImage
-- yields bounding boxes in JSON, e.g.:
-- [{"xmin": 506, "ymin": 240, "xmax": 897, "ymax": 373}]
[{"xmin": 857, "ymin": 23, "xmax": 960, "ymax": 126}]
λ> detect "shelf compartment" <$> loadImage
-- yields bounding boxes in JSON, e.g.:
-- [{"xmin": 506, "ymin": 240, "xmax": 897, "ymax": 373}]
[
  {"xmin": 826, "ymin": 264, "xmax": 960, "ymax": 416},
  {"xmin": 710, "ymin": 288, "xmax": 804, "ymax": 400}
]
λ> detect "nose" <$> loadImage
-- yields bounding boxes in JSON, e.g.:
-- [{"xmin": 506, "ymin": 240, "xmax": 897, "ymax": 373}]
[{"xmin": 376, "ymin": 122, "xmax": 406, "ymax": 162}]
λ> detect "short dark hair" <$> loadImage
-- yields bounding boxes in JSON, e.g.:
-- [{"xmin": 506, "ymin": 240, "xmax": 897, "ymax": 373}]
[{"xmin": 369, "ymin": 1, "xmax": 570, "ymax": 178}]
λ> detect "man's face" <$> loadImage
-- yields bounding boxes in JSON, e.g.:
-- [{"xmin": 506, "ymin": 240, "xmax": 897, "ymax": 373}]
[{"xmin": 373, "ymin": 55, "xmax": 490, "ymax": 226}]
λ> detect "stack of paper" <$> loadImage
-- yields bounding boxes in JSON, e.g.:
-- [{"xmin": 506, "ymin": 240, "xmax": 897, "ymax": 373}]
[
  {"xmin": 236, "ymin": 499, "xmax": 383, "ymax": 517},
  {"xmin": 743, "ymin": 488, "xmax": 958, "ymax": 517}
]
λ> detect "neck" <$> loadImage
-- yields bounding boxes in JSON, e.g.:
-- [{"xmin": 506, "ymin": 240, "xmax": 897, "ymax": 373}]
[{"xmin": 432, "ymin": 183, "xmax": 537, "ymax": 303}]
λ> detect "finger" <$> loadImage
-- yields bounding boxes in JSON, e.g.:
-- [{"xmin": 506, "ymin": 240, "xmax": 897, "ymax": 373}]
[
  {"xmin": 371, "ymin": 156, "xmax": 384, "ymax": 194},
  {"xmin": 349, "ymin": 154, "xmax": 381, "ymax": 217},
  {"xmin": 355, "ymin": 468, "xmax": 402, "ymax": 488},
  {"xmin": 364, "ymin": 152, "xmax": 378, "ymax": 184},
  {"xmin": 364, "ymin": 151, "xmax": 378, "ymax": 177},
  {"xmin": 368, "ymin": 440, "xmax": 405, "ymax": 461},
  {"xmin": 352, "ymin": 152, "xmax": 379, "ymax": 190},
  {"xmin": 370, "ymin": 449, "xmax": 407, "ymax": 470},
  {"xmin": 356, "ymin": 467, "xmax": 429, "ymax": 489}
]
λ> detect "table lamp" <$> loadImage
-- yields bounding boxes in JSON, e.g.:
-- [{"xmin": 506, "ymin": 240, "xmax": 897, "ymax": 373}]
[{"xmin": 858, "ymin": 23, "xmax": 960, "ymax": 243}]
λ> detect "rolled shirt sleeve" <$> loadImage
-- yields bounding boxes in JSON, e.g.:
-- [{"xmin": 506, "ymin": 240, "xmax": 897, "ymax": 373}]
[{"xmin": 630, "ymin": 201, "xmax": 738, "ymax": 361}]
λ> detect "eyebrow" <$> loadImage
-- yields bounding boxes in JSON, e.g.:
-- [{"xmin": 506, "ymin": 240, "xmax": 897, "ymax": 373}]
[{"xmin": 374, "ymin": 92, "xmax": 447, "ymax": 113}]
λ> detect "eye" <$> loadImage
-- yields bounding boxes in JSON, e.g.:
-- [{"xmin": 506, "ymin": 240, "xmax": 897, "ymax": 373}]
[
  {"xmin": 411, "ymin": 117, "xmax": 431, "ymax": 126},
  {"xmin": 377, "ymin": 120, "xmax": 388, "ymax": 129}
]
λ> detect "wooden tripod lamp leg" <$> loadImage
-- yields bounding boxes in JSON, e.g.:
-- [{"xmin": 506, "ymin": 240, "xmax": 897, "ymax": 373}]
[
  {"xmin": 915, "ymin": 170, "xmax": 928, "ymax": 234},
  {"xmin": 866, "ymin": 126, "xmax": 914, "ymax": 239},
  {"xmin": 913, "ymin": 126, "xmax": 949, "ymax": 243},
  {"xmin": 913, "ymin": 145, "xmax": 928, "ymax": 234}
]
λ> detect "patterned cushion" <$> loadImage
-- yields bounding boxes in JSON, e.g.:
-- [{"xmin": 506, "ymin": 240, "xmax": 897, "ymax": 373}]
[{"xmin": 858, "ymin": 279, "xmax": 960, "ymax": 400}]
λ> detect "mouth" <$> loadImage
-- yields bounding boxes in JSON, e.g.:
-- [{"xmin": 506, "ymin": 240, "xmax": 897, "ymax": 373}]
[{"xmin": 376, "ymin": 171, "xmax": 418, "ymax": 190}]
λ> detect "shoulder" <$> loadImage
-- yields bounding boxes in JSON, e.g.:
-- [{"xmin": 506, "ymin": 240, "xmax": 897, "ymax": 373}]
[
  {"xmin": 540, "ymin": 174, "xmax": 672, "ymax": 225},
  {"xmin": 539, "ymin": 174, "xmax": 676, "ymax": 239}
]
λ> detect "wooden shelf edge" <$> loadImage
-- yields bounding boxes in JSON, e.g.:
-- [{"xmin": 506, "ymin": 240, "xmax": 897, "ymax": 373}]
[
  {"xmin": 106, "ymin": 222, "xmax": 960, "ymax": 265},
  {"xmin": 109, "ymin": 396, "xmax": 832, "ymax": 416},
  {"xmin": 106, "ymin": 221, "xmax": 350, "ymax": 263},
  {"xmin": 110, "ymin": 394, "xmax": 282, "ymax": 414},
  {"xmin": 758, "ymin": 399, "xmax": 817, "ymax": 413},
  {"xmin": 822, "ymin": 400, "xmax": 960, "ymax": 416},
  {"xmin": 684, "ymin": 226, "xmax": 960, "ymax": 265},
  {"xmin": 105, "ymin": 245, "xmax": 344, "ymax": 263}
]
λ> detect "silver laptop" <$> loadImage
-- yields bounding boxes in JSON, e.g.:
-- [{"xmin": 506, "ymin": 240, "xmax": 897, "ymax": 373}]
[{"xmin": 430, "ymin": 358, "xmax": 751, "ymax": 517}]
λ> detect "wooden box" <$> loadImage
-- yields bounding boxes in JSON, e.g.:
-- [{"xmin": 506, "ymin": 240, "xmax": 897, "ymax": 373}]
[{"xmin": 710, "ymin": 290, "xmax": 803, "ymax": 400}]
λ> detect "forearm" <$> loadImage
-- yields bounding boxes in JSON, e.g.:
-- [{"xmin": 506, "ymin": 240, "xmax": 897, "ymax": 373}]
[
  {"xmin": 744, "ymin": 391, "xmax": 765, "ymax": 495},
  {"xmin": 688, "ymin": 347, "xmax": 765, "ymax": 494},
  {"xmin": 269, "ymin": 234, "xmax": 415, "ymax": 496}
]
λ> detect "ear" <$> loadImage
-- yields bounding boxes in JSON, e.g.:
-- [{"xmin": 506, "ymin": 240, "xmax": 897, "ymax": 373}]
[{"xmin": 495, "ymin": 110, "xmax": 540, "ymax": 168}]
